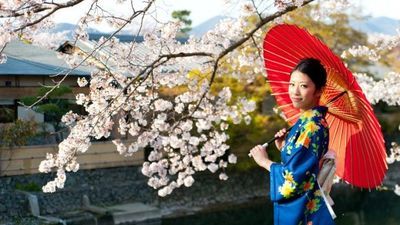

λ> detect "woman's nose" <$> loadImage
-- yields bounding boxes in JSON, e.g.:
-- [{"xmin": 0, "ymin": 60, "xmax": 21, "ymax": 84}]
[{"xmin": 290, "ymin": 85, "xmax": 300, "ymax": 95}]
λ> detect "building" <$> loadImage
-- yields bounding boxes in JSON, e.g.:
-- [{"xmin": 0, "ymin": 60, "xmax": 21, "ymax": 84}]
[
  {"xmin": 0, "ymin": 40, "xmax": 90, "ymax": 123},
  {"xmin": 0, "ymin": 38, "xmax": 145, "ymax": 177}
]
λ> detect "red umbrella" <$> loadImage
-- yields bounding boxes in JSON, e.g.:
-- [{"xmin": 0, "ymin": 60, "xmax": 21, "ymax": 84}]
[{"xmin": 263, "ymin": 24, "xmax": 388, "ymax": 188}]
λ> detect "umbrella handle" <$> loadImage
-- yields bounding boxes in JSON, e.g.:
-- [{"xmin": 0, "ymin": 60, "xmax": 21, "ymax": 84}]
[{"xmin": 248, "ymin": 126, "xmax": 293, "ymax": 157}]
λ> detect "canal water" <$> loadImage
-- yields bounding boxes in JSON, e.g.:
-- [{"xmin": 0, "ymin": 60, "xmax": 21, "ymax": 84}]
[{"xmin": 162, "ymin": 188, "xmax": 400, "ymax": 225}]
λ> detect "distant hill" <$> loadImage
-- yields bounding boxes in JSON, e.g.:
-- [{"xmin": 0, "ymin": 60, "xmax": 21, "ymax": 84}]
[
  {"xmin": 189, "ymin": 15, "xmax": 400, "ymax": 38},
  {"xmin": 50, "ymin": 23, "xmax": 140, "ymax": 42},
  {"xmin": 51, "ymin": 15, "xmax": 400, "ymax": 41},
  {"xmin": 51, "ymin": 23, "xmax": 101, "ymax": 34},
  {"xmin": 350, "ymin": 16, "xmax": 400, "ymax": 36},
  {"xmin": 189, "ymin": 15, "xmax": 230, "ymax": 37}
]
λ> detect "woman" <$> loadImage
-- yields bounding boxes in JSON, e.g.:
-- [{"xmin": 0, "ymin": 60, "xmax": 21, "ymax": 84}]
[{"xmin": 250, "ymin": 58, "xmax": 335, "ymax": 225}]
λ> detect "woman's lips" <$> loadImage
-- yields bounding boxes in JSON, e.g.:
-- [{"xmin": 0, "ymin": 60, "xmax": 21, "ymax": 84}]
[{"xmin": 291, "ymin": 97, "xmax": 302, "ymax": 102}]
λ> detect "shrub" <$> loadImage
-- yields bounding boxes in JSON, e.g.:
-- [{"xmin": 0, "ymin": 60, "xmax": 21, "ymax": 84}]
[
  {"xmin": 15, "ymin": 182, "xmax": 41, "ymax": 192},
  {"xmin": 0, "ymin": 120, "xmax": 37, "ymax": 148}
]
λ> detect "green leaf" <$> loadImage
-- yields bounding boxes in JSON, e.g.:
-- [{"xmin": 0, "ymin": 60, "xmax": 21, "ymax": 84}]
[
  {"xmin": 38, "ymin": 85, "xmax": 72, "ymax": 99},
  {"xmin": 20, "ymin": 96, "xmax": 39, "ymax": 106}
]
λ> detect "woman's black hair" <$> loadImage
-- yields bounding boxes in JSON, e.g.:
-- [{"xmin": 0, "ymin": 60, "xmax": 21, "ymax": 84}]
[{"xmin": 291, "ymin": 58, "xmax": 327, "ymax": 90}]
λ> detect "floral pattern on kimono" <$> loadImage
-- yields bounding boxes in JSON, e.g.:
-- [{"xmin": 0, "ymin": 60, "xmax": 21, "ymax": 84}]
[{"xmin": 270, "ymin": 106, "xmax": 335, "ymax": 225}]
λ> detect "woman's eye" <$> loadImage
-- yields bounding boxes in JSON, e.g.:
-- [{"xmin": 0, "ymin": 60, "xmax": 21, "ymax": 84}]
[
  {"xmin": 300, "ymin": 84, "xmax": 307, "ymax": 88},
  {"xmin": 289, "ymin": 83, "xmax": 294, "ymax": 86}
]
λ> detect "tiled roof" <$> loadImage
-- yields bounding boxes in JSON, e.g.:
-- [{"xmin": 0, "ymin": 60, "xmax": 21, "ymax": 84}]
[
  {"xmin": 1, "ymin": 36, "xmax": 203, "ymax": 77},
  {"xmin": 0, "ymin": 40, "xmax": 90, "ymax": 76}
]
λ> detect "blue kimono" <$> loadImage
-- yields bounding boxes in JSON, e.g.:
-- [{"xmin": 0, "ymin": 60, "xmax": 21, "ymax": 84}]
[{"xmin": 270, "ymin": 106, "xmax": 335, "ymax": 225}]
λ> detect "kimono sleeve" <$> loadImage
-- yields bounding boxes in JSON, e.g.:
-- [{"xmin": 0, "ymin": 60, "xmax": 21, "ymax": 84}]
[{"xmin": 270, "ymin": 120, "xmax": 324, "ymax": 202}]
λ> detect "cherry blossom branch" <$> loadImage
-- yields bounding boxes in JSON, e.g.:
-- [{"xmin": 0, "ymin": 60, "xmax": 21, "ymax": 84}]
[
  {"xmin": 5, "ymin": 1, "xmax": 86, "ymax": 32},
  {"xmin": 26, "ymin": 0, "xmax": 156, "ymax": 108},
  {"xmin": 1, "ymin": 0, "xmax": 85, "ymax": 18},
  {"xmin": 5, "ymin": 0, "xmax": 323, "ymax": 196}
]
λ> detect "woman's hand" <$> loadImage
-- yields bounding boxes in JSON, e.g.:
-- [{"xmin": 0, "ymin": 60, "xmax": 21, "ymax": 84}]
[
  {"xmin": 249, "ymin": 145, "xmax": 273, "ymax": 171},
  {"xmin": 274, "ymin": 128, "xmax": 287, "ymax": 150}
]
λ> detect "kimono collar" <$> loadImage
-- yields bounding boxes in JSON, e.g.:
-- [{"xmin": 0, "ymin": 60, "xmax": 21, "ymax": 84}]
[{"xmin": 299, "ymin": 105, "xmax": 328, "ymax": 120}]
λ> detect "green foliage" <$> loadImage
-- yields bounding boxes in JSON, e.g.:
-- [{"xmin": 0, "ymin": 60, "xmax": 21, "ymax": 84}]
[
  {"xmin": 284, "ymin": 4, "xmax": 368, "ymax": 53},
  {"xmin": 374, "ymin": 101, "xmax": 400, "ymax": 114},
  {"xmin": 15, "ymin": 182, "xmax": 41, "ymax": 192},
  {"xmin": 0, "ymin": 120, "xmax": 37, "ymax": 148},
  {"xmin": 0, "ymin": 107, "xmax": 15, "ymax": 123},
  {"xmin": 19, "ymin": 96, "xmax": 36, "ymax": 107},
  {"xmin": 37, "ymin": 85, "xmax": 72, "ymax": 98},
  {"xmin": 36, "ymin": 103, "xmax": 66, "ymax": 122},
  {"xmin": 204, "ymin": 72, "xmax": 284, "ymax": 171},
  {"xmin": 210, "ymin": 75, "xmax": 270, "ymax": 107},
  {"xmin": 172, "ymin": 10, "xmax": 192, "ymax": 36},
  {"xmin": 375, "ymin": 104, "xmax": 400, "ymax": 136},
  {"xmin": 381, "ymin": 46, "xmax": 400, "ymax": 72},
  {"xmin": 21, "ymin": 85, "xmax": 72, "ymax": 106},
  {"xmin": 209, "ymin": 74, "xmax": 285, "ymax": 171},
  {"xmin": 36, "ymin": 103, "xmax": 62, "ymax": 114},
  {"xmin": 226, "ymin": 113, "xmax": 286, "ymax": 171},
  {"xmin": 20, "ymin": 85, "xmax": 74, "ymax": 134}
]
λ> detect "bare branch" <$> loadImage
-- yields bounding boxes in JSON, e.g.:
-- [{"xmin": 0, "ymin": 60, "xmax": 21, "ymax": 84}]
[
  {"xmin": 1, "ymin": 1, "xmax": 87, "ymax": 33},
  {"xmin": 1, "ymin": 0, "xmax": 85, "ymax": 18},
  {"xmin": 0, "ymin": 43, "xmax": 8, "ymax": 54},
  {"xmin": 251, "ymin": 35, "xmax": 263, "ymax": 59},
  {"xmin": 251, "ymin": 0, "xmax": 263, "ymax": 21}
]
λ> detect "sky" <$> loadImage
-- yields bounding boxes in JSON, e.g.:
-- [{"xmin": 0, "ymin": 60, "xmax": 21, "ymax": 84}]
[
  {"xmin": 352, "ymin": 0, "xmax": 400, "ymax": 20},
  {"xmin": 52, "ymin": 0, "xmax": 400, "ymax": 32}
]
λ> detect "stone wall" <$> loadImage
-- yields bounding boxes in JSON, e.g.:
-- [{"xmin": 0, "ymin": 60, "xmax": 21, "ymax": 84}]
[
  {"xmin": 1, "ymin": 161, "xmax": 399, "ymax": 224},
  {"xmin": 0, "ymin": 165, "xmax": 269, "ymax": 223}
]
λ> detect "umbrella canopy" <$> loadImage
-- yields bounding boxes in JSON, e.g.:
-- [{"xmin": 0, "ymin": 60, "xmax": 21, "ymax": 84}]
[{"xmin": 263, "ymin": 24, "xmax": 388, "ymax": 188}]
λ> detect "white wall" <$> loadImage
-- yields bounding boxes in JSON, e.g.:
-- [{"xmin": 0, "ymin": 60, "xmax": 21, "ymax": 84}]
[{"xmin": 17, "ymin": 106, "xmax": 44, "ymax": 123}]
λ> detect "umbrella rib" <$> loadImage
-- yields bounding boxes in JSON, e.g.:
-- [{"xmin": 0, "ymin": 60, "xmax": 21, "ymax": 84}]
[
  {"xmin": 264, "ymin": 49, "xmax": 298, "ymax": 66},
  {"xmin": 360, "ymin": 103, "xmax": 385, "ymax": 187},
  {"xmin": 360, "ymin": 119, "xmax": 378, "ymax": 188},
  {"xmin": 328, "ymin": 114, "xmax": 342, "ymax": 176},
  {"xmin": 286, "ymin": 112, "xmax": 301, "ymax": 124},
  {"xmin": 356, "ymin": 122, "xmax": 367, "ymax": 187},
  {"xmin": 265, "ymin": 56, "xmax": 296, "ymax": 69},
  {"xmin": 271, "ymin": 92, "xmax": 289, "ymax": 96},
  {"xmin": 353, "ymin": 120, "xmax": 362, "ymax": 185},
  {"xmin": 266, "ymin": 68, "xmax": 291, "ymax": 75},
  {"xmin": 266, "ymin": 29, "xmax": 302, "ymax": 55},
  {"xmin": 267, "ymin": 31, "xmax": 308, "ymax": 59},
  {"xmin": 316, "ymin": 37, "xmax": 338, "ymax": 68},
  {"xmin": 359, "ymin": 101, "xmax": 384, "ymax": 187},
  {"xmin": 285, "ymin": 107, "xmax": 300, "ymax": 116},
  {"xmin": 299, "ymin": 28, "xmax": 335, "ymax": 65},
  {"xmin": 339, "ymin": 118, "xmax": 348, "ymax": 182},
  {"xmin": 357, "ymin": 119, "xmax": 373, "ymax": 188},
  {"xmin": 344, "ymin": 118, "xmax": 354, "ymax": 185},
  {"xmin": 274, "ymin": 31, "xmax": 320, "ymax": 64},
  {"xmin": 277, "ymin": 103, "xmax": 294, "ymax": 109},
  {"xmin": 284, "ymin": 108, "xmax": 300, "ymax": 119},
  {"xmin": 267, "ymin": 80, "xmax": 291, "ymax": 84},
  {"xmin": 288, "ymin": 27, "xmax": 321, "ymax": 58}
]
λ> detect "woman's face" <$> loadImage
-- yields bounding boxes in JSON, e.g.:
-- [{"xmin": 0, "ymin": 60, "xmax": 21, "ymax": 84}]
[{"xmin": 289, "ymin": 70, "xmax": 322, "ymax": 111}]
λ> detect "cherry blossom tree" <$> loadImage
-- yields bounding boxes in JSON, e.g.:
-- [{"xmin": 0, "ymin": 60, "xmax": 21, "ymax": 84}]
[{"xmin": 1, "ymin": 0, "xmax": 399, "ymax": 197}]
